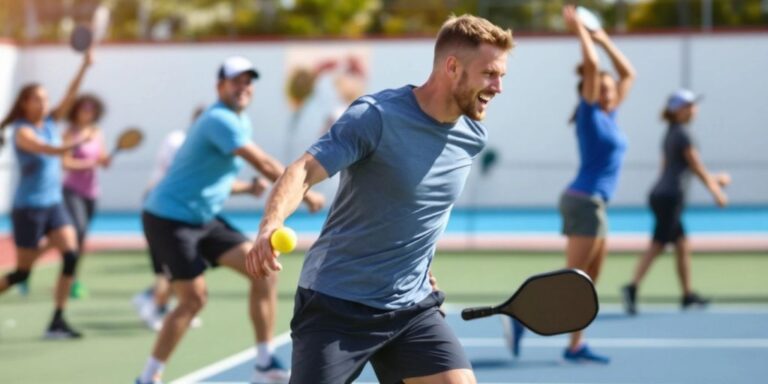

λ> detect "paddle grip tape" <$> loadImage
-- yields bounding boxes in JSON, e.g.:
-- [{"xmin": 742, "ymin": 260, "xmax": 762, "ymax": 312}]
[
  {"xmin": 5, "ymin": 269, "xmax": 31, "ymax": 285},
  {"xmin": 461, "ymin": 306, "xmax": 496, "ymax": 320},
  {"xmin": 61, "ymin": 251, "xmax": 80, "ymax": 277}
]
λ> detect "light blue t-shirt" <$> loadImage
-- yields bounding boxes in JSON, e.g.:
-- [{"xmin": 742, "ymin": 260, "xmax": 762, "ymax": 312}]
[
  {"xmin": 12, "ymin": 117, "xmax": 63, "ymax": 208},
  {"xmin": 144, "ymin": 102, "xmax": 251, "ymax": 224},
  {"xmin": 568, "ymin": 98, "xmax": 628, "ymax": 201},
  {"xmin": 301, "ymin": 85, "xmax": 487, "ymax": 310}
]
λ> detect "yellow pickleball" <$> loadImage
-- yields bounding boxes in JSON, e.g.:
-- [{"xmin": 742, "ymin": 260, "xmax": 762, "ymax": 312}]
[{"xmin": 270, "ymin": 227, "xmax": 297, "ymax": 253}]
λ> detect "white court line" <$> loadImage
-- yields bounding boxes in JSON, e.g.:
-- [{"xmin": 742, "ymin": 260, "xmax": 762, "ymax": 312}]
[
  {"xmin": 174, "ymin": 304, "xmax": 768, "ymax": 383},
  {"xmin": 460, "ymin": 337, "xmax": 768, "ymax": 348},
  {"xmin": 170, "ymin": 332, "xmax": 292, "ymax": 384}
]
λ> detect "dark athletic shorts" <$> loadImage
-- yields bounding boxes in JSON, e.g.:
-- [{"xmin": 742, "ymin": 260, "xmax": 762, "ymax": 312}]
[
  {"xmin": 12, "ymin": 204, "xmax": 72, "ymax": 248},
  {"xmin": 559, "ymin": 191, "xmax": 608, "ymax": 237},
  {"xmin": 141, "ymin": 210, "xmax": 249, "ymax": 280},
  {"xmin": 289, "ymin": 288, "xmax": 471, "ymax": 384},
  {"xmin": 650, "ymin": 193, "xmax": 686, "ymax": 244}
]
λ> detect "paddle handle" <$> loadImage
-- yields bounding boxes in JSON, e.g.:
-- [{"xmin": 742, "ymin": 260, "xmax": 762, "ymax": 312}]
[{"xmin": 461, "ymin": 306, "xmax": 497, "ymax": 320}]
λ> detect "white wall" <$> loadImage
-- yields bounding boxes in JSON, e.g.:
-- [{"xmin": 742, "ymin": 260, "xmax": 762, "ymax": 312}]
[
  {"xmin": 3, "ymin": 33, "xmax": 767, "ymax": 213},
  {"xmin": 0, "ymin": 43, "xmax": 19, "ymax": 213}
]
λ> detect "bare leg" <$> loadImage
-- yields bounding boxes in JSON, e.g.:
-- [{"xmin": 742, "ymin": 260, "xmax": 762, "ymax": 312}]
[
  {"xmin": 631, "ymin": 241, "xmax": 666, "ymax": 286},
  {"xmin": 403, "ymin": 369, "xmax": 476, "ymax": 384},
  {"xmin": 565, "ymin": 235, "xmax": 601, "ymax": 351},
  {"xmin": 0, "ymin": 246, "xmax": 41, "ymax": 294},
  {"xmin": 153, "ymin": 275, "xmax": 171, "ymax": 309},
  {"xmin": 151, "ymin": 277, "xmax": 207, "ymax": 361},
  {"xmin": 673, "ymin": 237, "xmax": 692, "ymax": 296},
  {"xmin": 218, "ymin": 242, "xmax": 277, "ymax": 344}
]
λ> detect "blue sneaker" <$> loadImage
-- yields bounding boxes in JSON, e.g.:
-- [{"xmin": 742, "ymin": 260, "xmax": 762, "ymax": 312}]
[
  {"xmin": 563, "ymin": 344, "xmax": 610, "ymax": 364},
  {"xmin": 501, "ymin": 316, "xmax": 525, "ymax": 357},
  {"xmin": 252, "ymin": 356, "xmax": 290, "ymax": 383}
]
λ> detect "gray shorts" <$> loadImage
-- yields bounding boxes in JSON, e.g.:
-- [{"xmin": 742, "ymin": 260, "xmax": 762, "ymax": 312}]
[
  {"xmin": 559, "ymin": 192, "xmax": 608, "ymax": 237},
  {"xmin": 289, "ymin": 288, "xmax": 471, "ymax": 384}
]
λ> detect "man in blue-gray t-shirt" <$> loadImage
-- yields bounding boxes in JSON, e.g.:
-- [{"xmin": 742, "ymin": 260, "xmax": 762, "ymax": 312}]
[
  {"xmin": 249, "ymin": 15, "xmax": 514, "ymax": 384},
  {"xmin": 136, "ymin": 56, "xmax": 325, "ymax": 384}
]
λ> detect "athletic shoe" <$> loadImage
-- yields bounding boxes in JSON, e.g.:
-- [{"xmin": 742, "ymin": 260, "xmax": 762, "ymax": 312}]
[
  {"xmin": 17, "ymin": 280, "xmax": 29, "ymax": 296},
  {"xmin": 682, "ymin": 292, "xmax": 710, "ymax": 309},
  {"xmin": 44, "ymin": 319, "xmax": 83, "ymax": 339},
  {"xmin": 135, "ymin": 378, "xmax": 163, "ymax": 384},
  {"xmin": 500, "ymin": 316, "xmax": 525, "ymax": 357},
  {"xmin": 251, "ymin": 356, "xmax": 290, "ymax": 383},
  {"xmin": 621, "ymin": 284, "xmax": 637, "ymax": 315},
  {"xmin": 563, "ymin": 344, "xmax": 610, "ymax": 364},
  {"xmin": 69, "ymin": 280, "xmax": 89, "ymax": 299},
  {"xmin": 132, "ymin": 289, "xmax": 153, "ymax": 316}
]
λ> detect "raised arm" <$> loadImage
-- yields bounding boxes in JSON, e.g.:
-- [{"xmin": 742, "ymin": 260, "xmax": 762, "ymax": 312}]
[
  {"xmin": 683, "ymin": 147, "xmax": 729, "ymax": 207},
  {"xmin": 51, "ymin": 51, "xmax": 93, "ymax": 121},
  {"xmin": 233, "ymin": 143, "xmax": 325, "ymax": 212},
  {"xmin": 563, "ymin": 5, "xmax": 600, "ymax": 104},
  {"xmin": 247, "ymin": 153, "xmax": 329, "ymax": 278},
  {"xmin": 591, "ymin": 29, "xmax": 636, "ymax": 109},
  {"xmin": 15, "ymin": 126, "xmax": 89, "ymax": 156}
]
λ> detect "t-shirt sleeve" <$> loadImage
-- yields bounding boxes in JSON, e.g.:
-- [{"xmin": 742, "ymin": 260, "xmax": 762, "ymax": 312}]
[
  {"xmin": 307, "ymin": 100, "xmax": 383, "ymax": 177},
  {"xmin": 202, "ymin": 113, "xmax": 250, "ymax": 154},
  {"xmin": 674, "ymin": 129, "xmax": 692, "ymax": 152}
]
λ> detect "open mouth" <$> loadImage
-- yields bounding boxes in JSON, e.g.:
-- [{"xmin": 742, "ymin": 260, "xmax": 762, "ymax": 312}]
[{"xmin": 478, "ymin": 94, "xmax": 493, "ymax": 107}]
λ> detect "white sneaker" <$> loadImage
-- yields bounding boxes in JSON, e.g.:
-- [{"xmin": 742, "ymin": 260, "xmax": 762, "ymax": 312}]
[
  {"xmin": 251, "ymin": 357, "xmax": 290, "ymax": 384},
  {"xmin": 132, "ymin": 290, "xmax": 152, "ymax": 316}
]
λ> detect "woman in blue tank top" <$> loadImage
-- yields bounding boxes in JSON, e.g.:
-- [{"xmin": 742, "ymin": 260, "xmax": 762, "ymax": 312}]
[
  {"xmin": 503, "ymin": 5, "xmax": 636, "ymax": 364},
  {"xmin": 559, "ymin": 5, "xmax": 636, "ymax": 363},
  {"xmin": 0, "ymin": 52, "xmax": 94, "ymax": 339}
]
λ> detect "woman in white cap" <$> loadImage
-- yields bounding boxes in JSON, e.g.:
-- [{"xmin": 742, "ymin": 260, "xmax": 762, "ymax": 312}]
[{"xmin": 622, "ymin": 89, "xmax": 730, "ymax": 315}]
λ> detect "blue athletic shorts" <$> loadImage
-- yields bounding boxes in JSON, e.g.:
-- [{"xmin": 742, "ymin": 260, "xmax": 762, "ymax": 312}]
[
  {"xmin": 11, "ymin": 204, "xmax": 72, "ymax": 248},
  {"xmin": 289, "ymin": 288, "xmax": 471, "ymax": 384}
]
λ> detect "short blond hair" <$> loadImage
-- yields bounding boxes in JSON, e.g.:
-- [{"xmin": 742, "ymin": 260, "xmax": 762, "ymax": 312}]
[{"xmin": 434, "ymin": 15, "xmax": 514, "ymax": 63}]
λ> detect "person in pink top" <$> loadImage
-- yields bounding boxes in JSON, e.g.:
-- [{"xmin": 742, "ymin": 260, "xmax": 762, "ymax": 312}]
[{"xmin": 62, "ymin": 94, "xmax": 112, "ymax": 297}]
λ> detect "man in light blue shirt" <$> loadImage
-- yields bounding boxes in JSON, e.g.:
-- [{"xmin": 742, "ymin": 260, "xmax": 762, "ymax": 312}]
[
  {"xmin": 249, "ymin": 15, "xmax": 514, "ymax": 384},
  {"xmin": 136, "ymin": 56, "xmax": 325, "ymax": 384}
]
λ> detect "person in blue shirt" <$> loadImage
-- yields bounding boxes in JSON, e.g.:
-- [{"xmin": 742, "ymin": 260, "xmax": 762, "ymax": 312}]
[
  {"xmin": 135, "ymin": 57, "xmax": 325, "ymax": 384},
  {"xmin": 622, "ymin": 90, "xmax": 730, "ymax": 315},
  {"xmin": 503, "ymin": 5, "xmax": 636, "ymax": 364},
  {"xmin": 248, "ymin": 15, "xmax": 514, "ymax": 384},
  {"xmin": 0, "ymin": 51, "xmax": 94, "ymax": 339}
]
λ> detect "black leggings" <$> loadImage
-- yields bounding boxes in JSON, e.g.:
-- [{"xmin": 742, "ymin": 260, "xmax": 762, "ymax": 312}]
[
  {"xmin": 649, "ymin": 193, "xmax": 685, "ymax": 245},
  {"xmin": 63, "ymin": 188, "xmax": 97, "ymax": 252}
]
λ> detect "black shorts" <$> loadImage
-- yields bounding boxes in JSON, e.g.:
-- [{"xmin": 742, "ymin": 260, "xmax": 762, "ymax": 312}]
[
  {"xmin": 12, "ymin": 204, "xmax": 72, "ymax": 249},
  {"xmin": 141, "ymin": 211, "xmax": 249, "ymax": 280},
  {"xmin": 650, "ymin": 193, "xmax": 685, "ymax": 244},
  {"xmin": 290, "ymin": 288, "xmax": 471, "ymax": 384}
]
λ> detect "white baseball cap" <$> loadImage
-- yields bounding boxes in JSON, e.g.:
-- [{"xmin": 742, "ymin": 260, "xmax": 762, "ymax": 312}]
[
  {"xmin": 218, "ymin": 56, "xmax": 259, "ymax": 81},
  {"xmin": 666, "ymin": 89, "xmax": 703, "ymax": 112}
]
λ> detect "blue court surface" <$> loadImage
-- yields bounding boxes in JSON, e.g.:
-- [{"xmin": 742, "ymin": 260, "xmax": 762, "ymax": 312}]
[{"xmin": 172, "ymin": 305, "xmax": 768, "ymax": 384}]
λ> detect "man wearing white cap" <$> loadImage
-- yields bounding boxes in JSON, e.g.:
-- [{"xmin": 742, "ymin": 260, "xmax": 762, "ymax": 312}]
[
  {"xmin": 622, "ymin": 89, "xmax": 730, "ymax": 315},
  {"xmin": 136, "ymin": 56, "xmax": 325, "ymax": 384}
]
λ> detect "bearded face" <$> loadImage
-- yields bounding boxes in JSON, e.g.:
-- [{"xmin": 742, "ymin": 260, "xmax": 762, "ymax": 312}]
[{"xmin": 450, "ymin": 44, "xmax": 507, "ymax": 121}]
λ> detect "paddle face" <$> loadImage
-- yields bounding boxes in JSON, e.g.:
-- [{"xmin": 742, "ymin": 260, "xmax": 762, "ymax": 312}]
[
  {"xmin": 501, "ymin": 269, "xmax": 598, "ymax": 335},
  {"xmin": 92, "ymin": 5, "xmax": 111, "ymax": 43},
  {"xmin": 576, "ymin": 6, "xmax": 602, "ymax": 31},
  {"xmin": 70, "ymin": 25, "xmax": 93, "ymax": 52},
  {"xmin": 461, "ymin": 269, "xmax": 598, "ymax": 336},
  {"xmin": 113, "ymin": 128, "xmax": 143, "ymax": 154}
]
